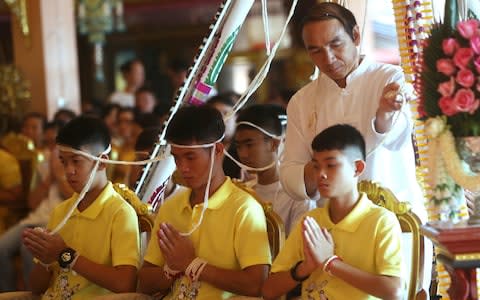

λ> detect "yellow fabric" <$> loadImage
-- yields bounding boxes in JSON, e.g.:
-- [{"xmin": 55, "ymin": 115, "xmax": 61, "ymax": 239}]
[
  {"xmin": 144, "ymin": 177, "xmax": 271, "ymax": 300},
  {"xmin": 40, "ymin": 182, "xmax": 140, "ymax": 300},
  {"xmin": 0, "ymin": 149, "xmax": 21, "ymax": 189},
  {"xmin": 271, "ymin": 193, "xmax": 403, "ymax": 300}
]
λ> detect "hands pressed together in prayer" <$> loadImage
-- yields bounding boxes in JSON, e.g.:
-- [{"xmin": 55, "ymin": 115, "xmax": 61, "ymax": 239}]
[
  {"xmin": 22, "ymin": 227, "xmax": 68, "ymax": 265},
  {"xmin": 157, "ymin": 223, "xmax": 195, "ymax": 272},
  {"xmin": 298, "ymin": 216, "xmax": 335, "ymax": 277}
]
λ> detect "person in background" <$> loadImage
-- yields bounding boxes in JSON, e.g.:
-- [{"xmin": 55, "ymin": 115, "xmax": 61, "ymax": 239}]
[
  {"xmin": 53, "ymin": 109, "xmax": 76, "ymax": 125},
  {"xmin": 20, "ymin": 112, "xmax": 47, "ymax": 149},
  {"xmin": 109, "ymin": 59, "xmax": 146, "ymax": 107},
  {"xmin": 135, "ymin": 86, "xmax": 157, "ymax": 115},
  {"xmin": 111, "ymin": 107, "xmax": 139, "ymax": 185},
  {"xmin": 0, "ymin": 121, "xmax": 73, "ymax": 292},
  {"xmin": 265, "ymin": 89, "xmax": 295, "ymax": 109},
  {"xmin": 234, "ymin": 104, "xmax": 315, "ymax": 235}
]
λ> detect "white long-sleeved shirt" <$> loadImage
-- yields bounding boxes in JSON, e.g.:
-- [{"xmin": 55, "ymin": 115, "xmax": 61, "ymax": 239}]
[
  {"xmin": 254, "ymin": 181, "xmax": 316, "ymax": 235},
  {"xmin": 280, "ymin": 57, "xmax": 427, "ymax": 222}
]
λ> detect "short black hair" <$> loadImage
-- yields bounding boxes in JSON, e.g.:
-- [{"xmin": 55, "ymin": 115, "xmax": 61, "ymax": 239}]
[
  {"xmin": 101, "ymin": 103, "xmax": 121, "ymax": 119},
  {"xmin": 56, "ymin": 116, "xmax": 111, "ymax": 154},
  {"xmin": 302, "ymin": 2, "xmax": 357, "ymax": 41},
  {"xmin": 168, "ymin": 58, "xmax": 189, "ymax": 73},
  {"xmin": 120, "ymin": 59, "xmax": 143, "ymax": 75},
  {"xmin": 22, "ymin": 112, "xmax": 47, "ymax": 130},
  {"xmin": 166, "ymin": 106, "xmax": 225, "ymax": 145},
  {"xmin": 311, "ymin": 124, "xmax": 366, "ymax": 161},
  {"xmin": 135, "ymin": 127, "xmax": 161, "ymax": 151},
  {"xmin": 135, "ymin": 85, "xmax": 155, "ymax": 96},
  {"xmin": 206, "ymin": 92, "xmax": 238, "ymax": 108},
  {"xmin": 236, "ymin": 104, "xmax": 286, "ymax": 137},
  {"xmin": 53, "ymin": 109, "xmax": 76, "ymax": 123}
]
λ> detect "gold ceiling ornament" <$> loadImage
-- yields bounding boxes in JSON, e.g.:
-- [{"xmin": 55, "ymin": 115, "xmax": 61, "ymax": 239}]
[
  {"xmin": 77, "ymin": 0, "xmax": 125, "ymax": 81},
  {"xmin": 0, "ymin": 64, "xmax": 30, "ymax": 133},
  {"xmin": 4, "ymin": 0, "xmax": 30, "ymax": 47}
]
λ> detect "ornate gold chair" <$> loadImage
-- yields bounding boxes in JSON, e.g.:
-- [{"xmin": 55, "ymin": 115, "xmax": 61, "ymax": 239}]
[
  {"xmin": 358, "ymin": 180, "xmax": 426, "ymax": 300},
  {"xmin": 112, "ymin": 183, "xmax": 155, "ymax": 233}
]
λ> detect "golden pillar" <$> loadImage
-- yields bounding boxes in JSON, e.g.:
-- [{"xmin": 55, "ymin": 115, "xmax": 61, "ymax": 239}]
[{"xmin": 10, "ymin": 0, "xmax": 80, "ymax": 119}]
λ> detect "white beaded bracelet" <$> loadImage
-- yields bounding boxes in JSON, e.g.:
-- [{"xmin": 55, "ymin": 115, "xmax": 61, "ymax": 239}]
[
  {"xmin": 185, "ymin": 257, "xmax": 208, "ymax": 282},
  {"xmin": 163, "ymin": 264, "xmax": 182, "ymax": 280}
]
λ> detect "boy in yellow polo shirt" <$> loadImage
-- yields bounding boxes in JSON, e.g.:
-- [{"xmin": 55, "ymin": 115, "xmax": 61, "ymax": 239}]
[
  {"xmin": 138, "ymin": 106, "xmax": 271, "ymax": 299},
  {"xmin": 21, "ymin": 116, "xmax": 140, "ymax": 299},
  {"xmin": 262, "ymin": 124, "xmax": 403, "ymax": 300}
]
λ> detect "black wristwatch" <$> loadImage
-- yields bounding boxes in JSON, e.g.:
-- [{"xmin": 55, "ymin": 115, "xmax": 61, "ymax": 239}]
[
  {"xmin": 58, "ymin": 247, "xmax": 76, "ymax": 269},
  {"xmin": 290, "ymin": 261, "xmax": 310, "ymax": 282}
]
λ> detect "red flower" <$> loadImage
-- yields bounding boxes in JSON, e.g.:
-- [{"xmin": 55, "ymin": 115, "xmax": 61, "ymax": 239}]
[
  {"xmin": 438, "ymin": 96, "xmax": 458, "ymax": 116},
  {"xmin": 443, "ymin": 38, "xmax": 459, "ymax": 56},
  {"xmin": 453, "ymin": 88, "xmax": 479, "ymax": 114},
  {"xmin": 457, "ymin": 19, "xmax": 480, "ymax": 39},
  {"xmin": 453, "ymin": 48, "xmax": 474, "ymax": 69},
  {"xmin": 437, "ymin": 58, "xmax": 457, "ymax": 76},
  {"xmin": 471, "ymin": 35, "xmax": 480, "ymax": 55},
  {"xmin": 456, "ymin": 69, "xmax": 475, "ymax": 88},
  {"xmin": 438, "ymin": 77, "xmax": 456, "ymax": 96}
]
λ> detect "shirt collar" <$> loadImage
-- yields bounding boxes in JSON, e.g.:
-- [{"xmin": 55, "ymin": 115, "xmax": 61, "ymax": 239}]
[
  {"xmin": 320, "ymin": 192, "xmax": 373, "ymax": 233},
  {"xmin": 71, "ymin": 182, "xmax": 114, "ymax": 220},
  {"xmin": 179, "ymin": 177, "xmax": 233, "ymax": 211}
]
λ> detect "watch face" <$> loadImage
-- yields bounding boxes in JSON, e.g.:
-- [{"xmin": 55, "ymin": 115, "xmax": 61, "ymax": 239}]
[
  {"xmin": 61, "ymin": 252, "xmax": 72, "ymax": 263},
  {"xmin": 58, "ymin": 248, "xmax": 76, "ymax": 268}
]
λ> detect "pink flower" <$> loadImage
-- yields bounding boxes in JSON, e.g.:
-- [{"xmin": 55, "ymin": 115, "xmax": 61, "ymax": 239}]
[
  {"xmin": 437, "ymin": 58, "xmax": 457, "ymax": 76},
  {"xmin": 477, "ymin": 78, "xmax": 480, "ymax": 93},
  {"xmin": 471, "ymin": 36, "xmax": 480, "ymax": 55},
  {"xmin": 457, "ymin": 20, "xmax": 480, "ymax": 39},
  {"xmin": 443, "ymin": 38, "xmax": 459, "ymax": 56},
  {"xmin": 456, "ymin": 69, "xmax": 475, "ymax": 88},
  {"xmin": 437, "ymin": 78, "xmax": 456, "ymax": 96},
  {"xmin": 438, "ymin": 96, "xmax": 458, "ymax": 116},
  {"xmin": 453, "ymin": 88, "xmax": 479, "ymax": 114},
  {"xmin": 473, "ymin": 57, "xmax": 480, "ymax": 74},
  {"xmin": 453, "ymin": 48, "xmax": 474, "ymax": 69}
]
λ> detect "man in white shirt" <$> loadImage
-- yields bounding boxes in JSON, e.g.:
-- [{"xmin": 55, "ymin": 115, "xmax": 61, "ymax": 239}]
[
  {"xmin": 109, "ymin": 59, "xmax": 145, "ymax": 107},
  {"xmin": 279, "ymin": 1, "xmax": 431, "ymax": 292},
  {"xmin": 234, "ymin": 104, "xmax": 315, "ymax": 235}
]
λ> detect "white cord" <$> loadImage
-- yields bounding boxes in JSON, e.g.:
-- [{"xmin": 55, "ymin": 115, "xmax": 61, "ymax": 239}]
[
  {"xmin": 57, "ymin": 144, "xmax": 168, "ymax": 166},
  {"xmin": 261, "ymin": 0, "xmax": 271, "ymax": 56},
  {"xmin": 225, "ymin": 0, "xmax": 298, "ymax": 120},
  {"xmin": 359, "ymin": 0, "xmax": 368, "ymax": 55},
  {"xmin": 169, "ymin": 135, "xmax": 224, "ymax": 236},
  {"xmin": 50, "ymin": 145, "xmax": 111, "ymax": 234}
]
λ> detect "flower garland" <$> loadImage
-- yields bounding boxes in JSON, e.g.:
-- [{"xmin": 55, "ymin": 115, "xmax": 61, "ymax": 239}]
[{"xmin": 439, "ymin": 129, "xmax": 480, "ymax": 191}]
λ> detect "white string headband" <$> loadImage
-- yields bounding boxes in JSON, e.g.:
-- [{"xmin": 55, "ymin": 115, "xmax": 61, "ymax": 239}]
[
  {"xmin": 224, "ymin": 120, "xmax": 285, "ymax": 173},
  {"xmin": 235, "ymin": 121, "xmax": 283, "ymax": 140},
  {"xmin": 169, "ymin": 134, "xmax": 224, "ymax": 236},
  {"xmin": 50, "ymin": 144, "xmax": 112, "ymax": 234}
]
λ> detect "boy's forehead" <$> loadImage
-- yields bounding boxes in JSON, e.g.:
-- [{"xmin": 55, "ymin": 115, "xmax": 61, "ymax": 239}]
[
  {"xmin": 312, "ymin": 149, "xmax": 344, "ymax": 160},
  {"xmin": 234, "ymin": 127, "xmax": 264, "ymax": 139}
]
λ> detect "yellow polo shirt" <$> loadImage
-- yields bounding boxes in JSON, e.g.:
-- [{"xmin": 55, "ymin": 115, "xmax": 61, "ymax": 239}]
[
  {"xmin": 144, "ymin": 177, "xmax": 271, "ymax": 299},
  {"xmin": 41, "ymin": 181, "xmax": 140, "ymax": 300},
  {"xmin": 0, "ymin": 149, "xmax": 21, "ymax": 189},
  {"xmin": 271, "ymin": 193, "xmax": 402, "ymax": 300}
]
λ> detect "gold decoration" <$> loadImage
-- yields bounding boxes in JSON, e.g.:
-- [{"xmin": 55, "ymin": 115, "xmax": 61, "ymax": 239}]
[
  {"xmin": 4, "ymin": 0, "xmax": 30, "ymax": 47},
  {"xmin": 0, "ymin": 64, "xmax": 30, "ymax": 134}
]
